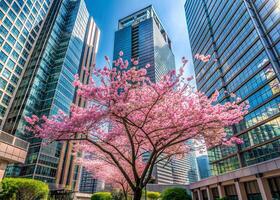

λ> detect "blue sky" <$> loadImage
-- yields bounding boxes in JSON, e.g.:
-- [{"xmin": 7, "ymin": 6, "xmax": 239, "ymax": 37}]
[{"xmin": 85, "ymin": 0, "xmax": 194, "ymax": 77}]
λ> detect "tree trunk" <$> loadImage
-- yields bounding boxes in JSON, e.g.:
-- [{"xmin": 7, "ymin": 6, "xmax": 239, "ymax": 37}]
[{"xmin": 133, "ymin": 188, "xmax": 142, "ymax": 200}]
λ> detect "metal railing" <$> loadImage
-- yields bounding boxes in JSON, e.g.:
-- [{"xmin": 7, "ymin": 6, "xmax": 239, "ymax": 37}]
[{"xmin": 0, "ymin": 131, "xmax": 29, "ymax": 151}]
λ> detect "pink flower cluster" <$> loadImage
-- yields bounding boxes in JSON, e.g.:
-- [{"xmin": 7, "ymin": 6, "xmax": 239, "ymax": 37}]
[
  {"xmin": 25, "ymin": 52, "xmax": 248, "ymax": 195},
  {"xmin": 195, "ymin": 54, "xmax": 211, "ymax": 62}
]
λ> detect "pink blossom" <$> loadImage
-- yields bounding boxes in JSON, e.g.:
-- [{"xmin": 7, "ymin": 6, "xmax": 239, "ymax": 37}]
[
  {"xmin": 186, "ymin": 76, "xmax": 193, "ymax": 81},
  {"xmin": 119, "ymin": 51, "xmax": 124, "ymax": 57},
  {"xmin": 25, "ymin": 52, "xmax": 247, "ymax": 200},
  {"xmin": 195, "ymin": 53, "xmax": 211, "ymax": 62},
  {"xmin": 145, "ymin": 63, "xmax": 151, "ymax": 68},
  {"xmin": 133, "ymin": 60, "xmax": 139, "ymax": 65}
]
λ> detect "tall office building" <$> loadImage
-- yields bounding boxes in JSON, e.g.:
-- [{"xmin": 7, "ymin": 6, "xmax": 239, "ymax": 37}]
[
  {"xmin": 185, "ymin": 0, "xmax": 280, "ymax": 199},
  {"xmin": 113, "ymin": 5, "xmax": 177, "ymax": 185},
  {"xmin": 0, "ymin": 0, "xmax": 53, "ymax": 125},
  {"xmin": 185, "ymin": 151, "xmax": 200, "ymax": 184},
  {"xmin": 55, "ymin": 17, "xmax": 100, "ymax": 192},
  {"xmin": 172, "ymin": 153, "xmax": 199, "ymax": 185},
  {"xmin": 196, "ymin": 155, "xmax": 211, "ymax": 179},
  {"xmin": 113, "ymin": 5, "xmax": 175, "ymax": 83},
  {"xmin": 0, "ymin": 0, "xmax": 53, "ymax": 181},
  {"xmin": 73, "ymin": 17, "xmax": 101, "ymax": 194},
  {"xmin": 3, "ymin": 0, "xmax": 90, "ymax": 189}
]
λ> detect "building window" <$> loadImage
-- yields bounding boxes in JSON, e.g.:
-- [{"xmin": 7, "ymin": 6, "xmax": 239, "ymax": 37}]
[
  {"xmin": 211, "ymin": 187, "xmax": 219, "ymax": 199},
  {"xmin": 2, "ymin": 69, "xmax": 11, "ymax": 79},
  {"xmin": 224, "ymin": 184, "xmax": 238, "ymax": 200},
  {"xmin": 0, "ymin": 105, "xmax": 6, "ymax": 117},
  {"xmin": 0, "ymin": 78, "xmax": 7, "ymax": 89},
  {"xmin": 2, "ymin": 94, "xmax": 11, "ymax": 106},
  {"xmin": 244, "ymin": 181, "xmax": 262, "ymax": 200},
  {"xmin": 11, "ymin": 75, "xmax": 19, "ymax": 84},
  {"xmin": 7, "ymin": 59, "xmax": 15, "ymax": 70},
  {"xmin": 0, "ymin": 51, "xmax": 8, "ymax": 63},
  {"xmin": 7, "ymin": 84, "xmax": 15, "ymax": 94},
  {"xmin": 268, "ymin": 176, "xmax": 280, "ymax": 199}
]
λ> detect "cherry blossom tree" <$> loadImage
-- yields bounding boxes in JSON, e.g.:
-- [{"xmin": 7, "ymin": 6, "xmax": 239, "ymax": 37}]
[
  {"xmin": 78, "ymin": 157, "xmax": 132, "ymax": 200},
  {"xmin": 25, "ymin": 53, "xmax": 248, "ymax": 200}
]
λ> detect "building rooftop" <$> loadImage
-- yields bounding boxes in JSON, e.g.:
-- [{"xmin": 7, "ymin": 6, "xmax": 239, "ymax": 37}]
[{"xmin": 118, "ymin": 5, "xmax": 172, "ymax": 47}]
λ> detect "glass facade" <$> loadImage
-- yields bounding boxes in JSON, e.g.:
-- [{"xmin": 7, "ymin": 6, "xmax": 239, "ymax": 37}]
[
  {"xmin": 79, "ymin": 167, "xmax": 104, "ymax": 193},
  {"xmin": 114, "ymin": 6, "xmax": 180, "ymax": 185},
  {"xmin": 196, "ymin": 155, "xmax": 211, "ymax": 179},
  {"xmin": 113, "ymin": 5, "xmax": 175, "ymax": 83},
  {"xmin": 0, "ymin": 0, "xmax": 52, "ymax": 125},
  {"xmin": 185, "ymin": 0, "xmax": 280, "ymax": 175},
  {"xmin": 3, "ymin": 0, "xmax": 90, "ymax": 185}
]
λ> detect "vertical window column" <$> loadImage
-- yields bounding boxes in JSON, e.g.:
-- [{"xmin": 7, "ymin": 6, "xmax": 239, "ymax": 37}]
[{"xmin": 243, "ymin": 0, "xmax": 280, "ymax": 78}]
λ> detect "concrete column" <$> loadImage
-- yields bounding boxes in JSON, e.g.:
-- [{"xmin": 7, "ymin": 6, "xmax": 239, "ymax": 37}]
[
  {"xmin": 0, "ymin": 161, "xmax": 7, "ymax": 180},
  {"xmin": 218, "ymin": 184, "xmax": 225, "ymax": 198},
  {"xmin": 256, "ymin": 177, "xmax": 273, "ymax": 200},
  {"xmin": 234, "ymin": 181, "xmax": 248, "ymax": 200},
  {"xmin": 191, "ymin": 190, "xmax": 195, "ymax": 200},
  {"xmin": 197, "ymin": 190, "xmax": 203, "ymax": 200},
  {"xmin": 206, "ymin": 187, "xmax": 214, "ymax": 200}
]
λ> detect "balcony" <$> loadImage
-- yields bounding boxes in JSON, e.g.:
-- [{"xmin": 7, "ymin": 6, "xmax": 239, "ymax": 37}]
[{"xmin": 0, "ymin": 131, "xmax": 29, "ymax": 179}]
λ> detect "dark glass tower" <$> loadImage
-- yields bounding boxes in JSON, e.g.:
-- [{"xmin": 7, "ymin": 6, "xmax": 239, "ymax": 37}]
[
  {"xmin": 113, "ymin": 5, "xmax": 175, "ymax": 83},
  {"xmin": 185, "ymin": 0, "xmax": 280, "ymax": 176},
  {"xmin": 113, "ymin": 6, "xmax": 197, "ymax": 185},
  {"xmin": 3, "ymin": 0, "xmax": 90, "ymax": 187}
]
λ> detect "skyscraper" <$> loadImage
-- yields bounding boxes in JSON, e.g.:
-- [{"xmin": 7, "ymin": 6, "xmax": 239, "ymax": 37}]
[
  {"xmin": 185, "ymin": 151, "xmax": 200, "ymax": 184},
  {"xmin": 196, "ymin": 155, "xmax": 211, "ymax": 179},
  {"xmin": 113, "ymin": 5, "xmax": 175, "ymax": 83},
  {"xmin": 72, "ymin": 17, "xmax": 102, "ymax": 194},
  {"xmin": 3, "ymin": 0, "xmax": 90, "ymax": 189},
  {"xmin": 0, "ymin": 0, "xmax": 53, "ymax": 126},
  {"xmin": 185, "ymin": 0, "xmax": 280, "ymax": 199},
  {"xmin": 114, "ymin": 5, "xmax": 177, "ymax": 185},
  {"xmin": 56, "ymin": 16, "xmax": 100, "ymax": 192},
  {"xmin": 0, "ymin": 0, "xmax": 52, "ymax": 182}
]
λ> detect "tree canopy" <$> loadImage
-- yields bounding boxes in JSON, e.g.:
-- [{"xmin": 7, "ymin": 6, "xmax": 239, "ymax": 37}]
[{"xmin": 25, "ymin": 53, "xmax": 247, "ymax": 200}]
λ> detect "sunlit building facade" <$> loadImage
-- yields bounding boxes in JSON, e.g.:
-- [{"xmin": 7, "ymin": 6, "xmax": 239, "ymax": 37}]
[
  {"xmin": 55, "ymin": 17, "xmax": 100, "ymax": 193},
  {"xmin": 185, "ymin": 0, "xmax": 280, "ymax": 199},
  {"xmin": 0, "ymin": 0, "xmax": 52, "ymax": 125},
  {"xmin": 3, "ymin": 0, "xmax": 90, "ymax": 189}
]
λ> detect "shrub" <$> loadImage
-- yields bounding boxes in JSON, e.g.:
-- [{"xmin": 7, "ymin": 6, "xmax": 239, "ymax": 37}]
[
  {"xmin": 111, "ymin": 190, "xmax": 124, "ymax": 200},
  {"xmin": 161, "ymin": 187, "xmax": 191, "ymax": 200},
  {"xmin": 0, "ymin": 178, "xmax": 49, "ymax": 200},
  {"xmin": 147, "ymin": 191, "xmax": 160, "ymax": 200},
  {"xmin": 91, "ymin": 192, "xmax": 112, "ymax": 200}
]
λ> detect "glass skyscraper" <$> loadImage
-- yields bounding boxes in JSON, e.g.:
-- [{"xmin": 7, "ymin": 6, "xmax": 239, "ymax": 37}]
[
  {"xmin": 185, "ymin": 0, "xmax": 280, "ymax": 176},
  {"xmin": 114, "ymin": 5, "xmax": 177, "ymax": 185},
  {"xmin": 54, "ymin": 16, "xmax": 100, "ymax": 193},
  {"xmin": 3, "ymin": 0, "xmax": 90, "ymax": 188},
  {"xmin": 113, "ymin": 5, "xmax": 175, "ymax": 83},
  {"xmin": 185, "ymin": 1, "xmax": 280, "ymax": 199},
  {"xmin": 0, "ymin": 0, "xmax": 52, "ymax": 126},
  {"xmin": 113, "ymin": 6, "xmax": 199, "ymax": 185},
  {"xmin": 196, "ymin": 155, "xmax": 211, "ymax": 179}
]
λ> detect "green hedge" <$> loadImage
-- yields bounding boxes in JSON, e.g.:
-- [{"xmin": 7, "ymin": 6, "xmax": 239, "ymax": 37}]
[
  {"xmin": 147, "ymin": 191, "xmax": 160, "ymax": 200},
  {"xmin": 161, "ymin": 187, "xmax": 191, "ymax": 200},
  {"xmin": 0, "ymin": 178, "xmax": 49, "ymax": 200},
  {"xmin": 91, "ymin": 192, "xmax": 112, "ymax": 200}
]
